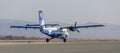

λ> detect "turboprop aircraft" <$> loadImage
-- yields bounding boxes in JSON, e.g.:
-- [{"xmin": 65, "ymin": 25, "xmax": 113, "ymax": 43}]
[{"xmin": 11, "ymin": 10, "xmax": 106, "ymax": 42}]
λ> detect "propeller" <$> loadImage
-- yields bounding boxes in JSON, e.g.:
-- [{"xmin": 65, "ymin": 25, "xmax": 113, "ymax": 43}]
[
  {"xmin": 74, "ymin": 22, "xmax": 80, "ymax": 32},
  {"xmin": 69, "ymin": 22, "xmax": 80, "ymax": 33}
]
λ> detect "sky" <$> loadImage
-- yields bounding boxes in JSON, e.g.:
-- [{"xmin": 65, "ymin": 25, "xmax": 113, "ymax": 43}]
[{"xmin": 0, "ymin": 0, "xmax": 120, "ymax": 25}]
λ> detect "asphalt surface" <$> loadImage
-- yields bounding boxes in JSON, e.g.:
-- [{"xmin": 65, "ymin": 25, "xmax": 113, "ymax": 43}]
[{"xmin": 0, "ymin": 42, "xmax": 120, "ymax": 53}]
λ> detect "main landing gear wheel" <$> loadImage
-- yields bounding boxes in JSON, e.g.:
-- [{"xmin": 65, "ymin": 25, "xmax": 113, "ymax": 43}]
[
  {"xmin": 63, "ymin": 39, "xmax": 67, "ymax": 42},
  {"xmin": 46, "ymin": 38, "xmax": 50, "ymax": 42}
]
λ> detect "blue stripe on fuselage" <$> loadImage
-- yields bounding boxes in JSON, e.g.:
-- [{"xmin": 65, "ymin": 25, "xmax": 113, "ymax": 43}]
[
  {"xmin": 42, "ymin": 29, "xmax": 49, "ymax": 35},
  {"xmin": 42, "ymin": 30, "xmax": 64, "ymax": 39},
  {"xmin": 51, "ymin": 30, "xmax": 57, "ymax": 36},
  {"xmin": 50, "ymin": 30, "xmax": 64, "ymax": 39}
]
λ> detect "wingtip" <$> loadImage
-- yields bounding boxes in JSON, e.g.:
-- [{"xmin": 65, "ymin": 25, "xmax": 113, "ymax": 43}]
[
  {"xmin": 102, "ymin": 24, "xmax": 106, "ymax": 27},
  {"xmin": 10, "ymin": 26, "xmax": 13, "ymax": 28}
]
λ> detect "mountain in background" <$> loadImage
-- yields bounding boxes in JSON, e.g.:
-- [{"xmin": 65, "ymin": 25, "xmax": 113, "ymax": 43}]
[{"xmin": 0, "ymin": 19, "xmax": 120, "ymax": 40}]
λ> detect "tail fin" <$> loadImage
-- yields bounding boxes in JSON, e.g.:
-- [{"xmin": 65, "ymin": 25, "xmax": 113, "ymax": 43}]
[{"xmin": 39, "ymin": 10, "xmax": 45, "ymax": 26}]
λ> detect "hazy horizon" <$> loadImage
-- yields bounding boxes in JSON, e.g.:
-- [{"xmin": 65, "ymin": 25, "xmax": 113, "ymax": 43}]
[{"xmin": 0, "ymin": 0, "xmax": 120, "ymax": 25}]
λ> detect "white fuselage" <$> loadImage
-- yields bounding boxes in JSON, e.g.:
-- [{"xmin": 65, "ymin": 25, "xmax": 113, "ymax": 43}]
[{"xmin": 41, "ymin": 26, "xmax": 69, "ymax": 39}]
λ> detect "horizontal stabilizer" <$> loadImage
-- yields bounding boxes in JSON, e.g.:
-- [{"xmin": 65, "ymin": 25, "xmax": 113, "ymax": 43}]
[
  {"xmin": 44, "ymin": 24, "xmax": 59, "ymax": 26},
  {"xmin": 26, "ymin": 24, "xmax": 59, "ymax": 26}
]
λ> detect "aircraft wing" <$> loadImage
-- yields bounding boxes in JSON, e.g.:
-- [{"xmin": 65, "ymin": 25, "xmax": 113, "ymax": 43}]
[
  {"xmin": 60, "ymin": 24, "xmax": 106, "ymax": 32},
  {"xmin": 11, "ymin": 26, "xmax": 40, "ymax": 29},
  {"xmin": 60, "ymin": 24, "xmax": 106, "ymax": 29},
  {"xmin": 11, "ymin": 23, "xmax": 59, "ymax": 29},
  {"xmin": 26, "ymin": 24, "xmax": 40, "ymax": 26}
]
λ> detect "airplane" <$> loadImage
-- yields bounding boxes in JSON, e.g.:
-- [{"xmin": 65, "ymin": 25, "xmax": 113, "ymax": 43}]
[{"xmin": 11, "ymin": 10, "xmax": 106, "ymax": 42}]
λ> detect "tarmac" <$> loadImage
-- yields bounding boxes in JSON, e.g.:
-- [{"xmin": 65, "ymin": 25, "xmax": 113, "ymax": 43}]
[{"xmin": 0, "ymin": 41, "xmax": 120, "ymax": 53}]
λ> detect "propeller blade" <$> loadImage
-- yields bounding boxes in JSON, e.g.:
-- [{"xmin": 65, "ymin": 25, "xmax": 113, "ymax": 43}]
[
  {"xmin": 74, "ymin": 21, "xmax": 77, "ymax": 27},
  {"xmin": 73, "ymin": 21, "xmax": 80, "ymax": 32},
  {"xmin": 75, "ymin": 29, "xmax": 80, "ymax": 33}
]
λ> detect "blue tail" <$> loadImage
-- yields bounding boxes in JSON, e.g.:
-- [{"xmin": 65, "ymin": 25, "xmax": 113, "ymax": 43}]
[{"xmin": 38, "ymin": 10, "xmax": 45, "ymax": 26}]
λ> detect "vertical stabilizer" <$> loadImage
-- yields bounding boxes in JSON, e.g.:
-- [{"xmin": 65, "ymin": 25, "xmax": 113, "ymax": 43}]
[{"xmin": 39, "ymin": 10, "xmax": 45, "ymax": 26}]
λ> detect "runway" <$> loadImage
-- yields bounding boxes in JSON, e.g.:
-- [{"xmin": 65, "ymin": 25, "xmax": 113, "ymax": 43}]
[
  {"xmin": 0, "ymin": 40, "xmax": 120, "ymax": 53},
  {"xmin": 0, "ymin": 40, "xmax": 119, "ymax": 45}
]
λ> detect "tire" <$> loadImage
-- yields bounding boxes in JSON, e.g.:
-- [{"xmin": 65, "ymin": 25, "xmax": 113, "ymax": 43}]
[
  {"xmin": 63, "ymin": 39, "xmax": 67, "ymax": 42},
  {"xmin": 46, "ymin": 38, "xmax": 49, "ymax": 42}
]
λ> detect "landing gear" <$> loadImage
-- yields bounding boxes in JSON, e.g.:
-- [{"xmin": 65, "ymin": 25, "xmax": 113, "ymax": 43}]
[
  {"xmin": 46, "ymin": 38, "xmax": 50, "ymax": 42},
  {"xmin": 63, "ymin": 39, "xmax": 67, "ymax": 42},
  {"xmin": 46, "ymin": 37, "xmax": 67, "ymax": 42},
  {"xmin": 46, "ymin": 37, "xmax": 54, "ymax": 42}
]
